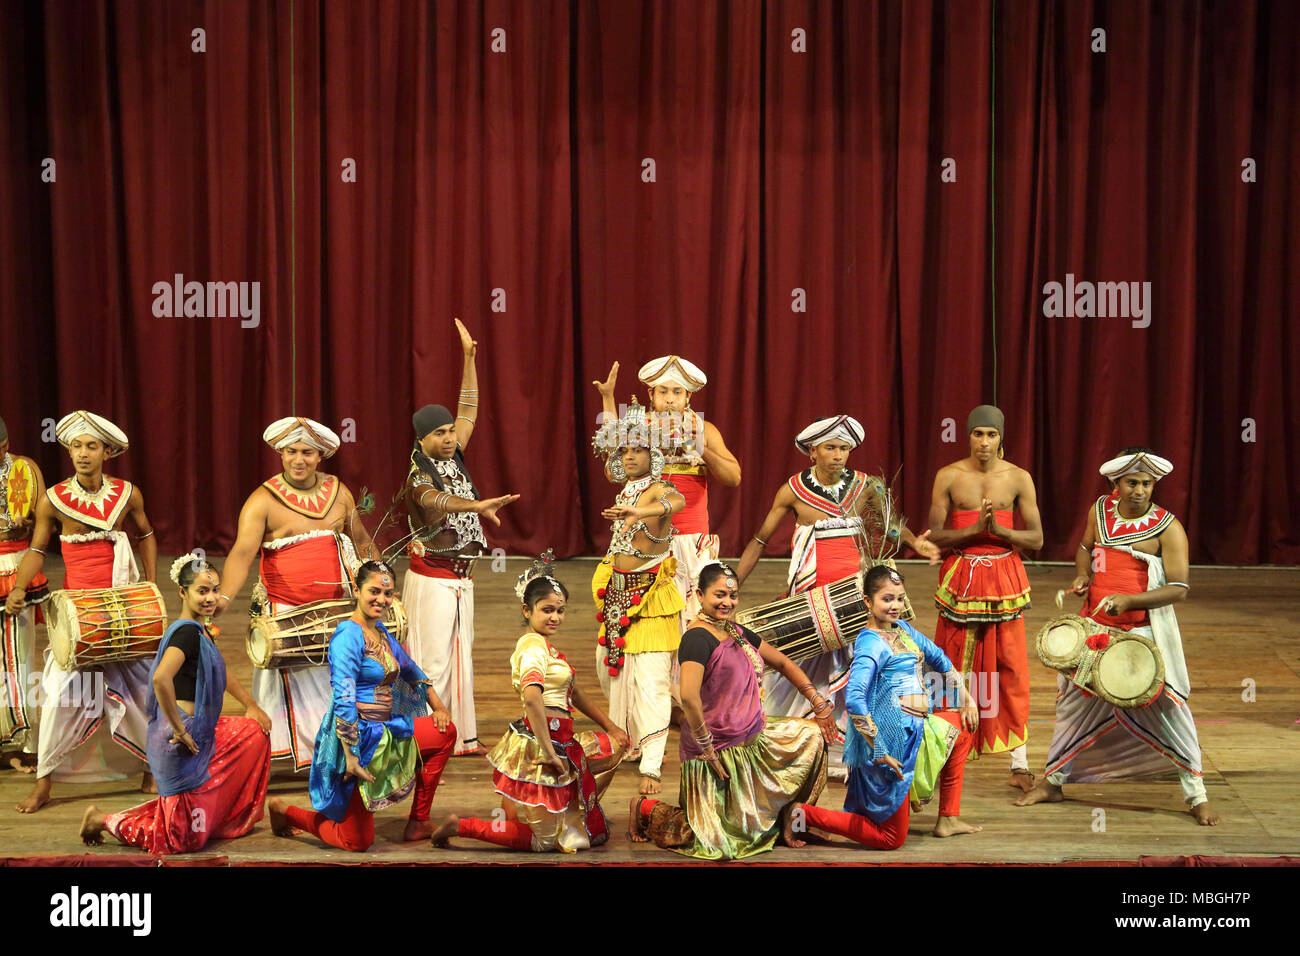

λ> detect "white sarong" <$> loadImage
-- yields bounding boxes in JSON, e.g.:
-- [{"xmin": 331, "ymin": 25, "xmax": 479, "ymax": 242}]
[
  {"xmin": 36, "ymin": 532, "xmax": 150, "ymax": 780},
  {"xmin": 670, "ymin": 531, "xmax": 720, "ymax": 629}
]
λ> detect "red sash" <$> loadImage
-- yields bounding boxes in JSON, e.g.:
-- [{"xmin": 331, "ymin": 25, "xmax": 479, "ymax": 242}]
[
  {"xmin": 1085, "ymin": 547, "xmax": 1150, "ymax": 630},
  {"xmin": 666, "ymin": 470, "xmax": 709, "ymax": 535},
  {"xmin": 259, "ymin": 535, "xmax": 347, "ymax": 605},
  {"xmin": 813, "ymin": 536, "xmax": 861, "ymax": 587},
  {"xmin": 61, "ymin": 538, "xmax": 118, "ymax": 590},
  {"xmin": 407, "ymin": 552, "xmax": 470, "ymax": 580}
]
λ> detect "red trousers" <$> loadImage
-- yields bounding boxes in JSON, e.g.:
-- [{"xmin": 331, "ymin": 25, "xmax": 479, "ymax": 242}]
[
  {"xmin": 800, "ymin": 710, "xmax": 973, "ymax": 850},
  {"xmin": 105, "ymin": 716, "xmax": 270, "ymax": 855},
  {"xmin": 454, "ymin": 815, "xmax": 534, "ymax": 850},
  {"xmin": 284, "ymin": 716, "xmax": 455, "ymax": 852}
]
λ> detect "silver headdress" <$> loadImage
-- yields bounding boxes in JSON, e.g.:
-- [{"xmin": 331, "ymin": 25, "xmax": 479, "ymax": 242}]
[
  {"xmin": 515, "ymin": 549, "xmax": 563, "ymax": 602},
  {"xmin": 592, "ymin": 397, "xmax": 667, "ymax": 482}
]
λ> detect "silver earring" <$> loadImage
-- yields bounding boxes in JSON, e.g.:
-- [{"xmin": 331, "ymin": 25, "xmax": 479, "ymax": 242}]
[
  {"xmin": 609, "ymin": 456, "xmax": 627, "ymax": 482},
  {"xmin": 650, "ymin": 448, "xmax": 665, "ymax": 480}
]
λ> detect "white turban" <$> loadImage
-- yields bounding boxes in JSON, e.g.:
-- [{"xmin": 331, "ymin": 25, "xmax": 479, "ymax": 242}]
[
  {"xmin": 795, "ymin": 415, "xmax": 865, "ymax": 454},
  {"xmin": 637, "ymin": 355, "xmax": 708, "ymax": 392},
  {"xmin": 55, "ymin": 411, "xmax": 129, "ymax": 458},
  {"xmin": 1099, "ymin": 450, "xmax": 1172, "ymax": 481},
  {"xmin": 263, "ymin": 417, "xmax": 341, "ymax": 458}
]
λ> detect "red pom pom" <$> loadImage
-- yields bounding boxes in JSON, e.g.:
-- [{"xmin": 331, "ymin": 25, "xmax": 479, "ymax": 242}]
[
  {"xmin": 618, "ymin": 615, "xmax": 630, "ymax": 627},
  {"xmin": 1085, "ymin": 633, "xmax": 1110, "ymax": 651},
  {"xmin": 609, "ymin": 666, "xmax": 620, "ymax": 676},
  {"xmin": 597, "ymin": 587, "xmax": 607, "ymax": 599},
  {"xmin": 630, "ymin": 593, "xmax": 643, "ymax": 605},
  {"xmin": 598, "ymin": 636, "xmax": 607, "ymax": 647},
  {"xmin": 614, "ymin": 637, "xmax": 626, "ymax": 648},
  {"xmin": 595, "ymin": 611, "xmax": 605, "ymax": 623}
]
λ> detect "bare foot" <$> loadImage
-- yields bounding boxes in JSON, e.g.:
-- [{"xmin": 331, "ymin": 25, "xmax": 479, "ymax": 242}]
[
  {"xmin": 1013, "ymin": 781, "xmax": 1063, "ymax": 807},
  {"xmin": 403, "ymin": 817, "xmax": 436, "ymax": 842},
  {"xmin": 6, "ymin": 754, "xmax": 35, "ymax": 773},
  {"xmin": 933, "ymin": 815, "xmax": 983, "ymax": 837},
  {"xmin": 638, "ymin": 775, "xmax": 661, "ymax": 795},
  {"xmin": 453, "ymin": 744, "xmax": 489, "ymax": 757},
  {"xmin": 267, "ymin": 797, "xmax": 294, "ymax": 837},
  {"xmin": 430, "ymin": 814, "xmax": 459, "ymax": 847},
  {"xmin": 1008, "ymin": 769, "xmax": 1036, "ymax": 793},
  {"xmin": 779, "ymin": 806, "xmax": 807, "ymax": 848},
  {"xmin": 79, "ymin": 805, "xmax": 107, "ymax": 845},
  {"xmin": 909, "ymin": 798, "xmax": 922, "ymax": 813},
  {"xmin": 626, "ymin": 795, "xmax": 647, "ymax": 843},
  {"xmin": 15, "ymin": 776, "xmax": 51, "ymax": 813},
  {"xmin": 1191, "ymin": 802, "xmax": 1220, "ymax": 826},
  {"xmin": 140, "ymin": 771, "xmax": 157, "ymax": 794}
]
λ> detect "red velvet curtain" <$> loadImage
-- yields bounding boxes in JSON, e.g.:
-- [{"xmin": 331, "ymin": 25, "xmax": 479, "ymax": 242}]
[{"xmin": 1, "ymin": 0, "xmax": 1294, "ymax": 564}]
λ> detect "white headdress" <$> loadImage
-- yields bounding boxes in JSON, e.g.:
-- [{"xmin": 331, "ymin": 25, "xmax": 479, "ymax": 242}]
[
  {"xmin": 263, "ymin": 417, "xmax": 341, "ymax": 458},
  {"xmin": 637, "ymin": 355, "xmax": 708, "ymax": 392},
  {"xmin": 794, "ymin": 415, "xmax": 865, "ymax": 454},
  {"xmin": 169, "ymin": 552, "xmax": 213, "ymax": 586},
  {"xmin": 515, "ymin": 549, "xmax": 563, "ymax": 602},
  {"xmin": 55, "ymin": 411, "xmax": 129, "ymax": 458},
  {"xmin": 1099, "ymin": 450, "xmax": 1172, "ymax": 481}
]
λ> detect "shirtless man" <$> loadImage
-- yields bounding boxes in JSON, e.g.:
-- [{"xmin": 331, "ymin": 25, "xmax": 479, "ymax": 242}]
[
  {"xmin": 591, "ymin": 399, "xmax": 684, "ymax": 793},
  {"xmin": 1015, "ymin": 448, "xmax": 1217, "ymax": 825},
  {"xmin": 9, "ymin": 411, "xmax": 157, "ymax": 813},
  {"xmin": 216, "ymin": 417, "xmax": 376, "ymax": 770},
  {"xmin": 593, "ymin": 357, "xmax": 740, "ymax": 628},
  {"xmin": 736, "ymin": 414, "xmax": 938, "ymax": 776},
  {"xmin": 928, "ymin": 405, "xmax": 1043, "ymax": 790},
  {"xmin": 0, "ymin": 416, "xmax": 50, "ymax": 771}
]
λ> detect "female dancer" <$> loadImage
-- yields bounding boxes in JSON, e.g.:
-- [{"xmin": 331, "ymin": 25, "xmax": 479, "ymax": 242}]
[
  {"xmin": 79, "ymin": 555, "xmax": 271, "ymax": 853},
  {"xmin": 432, "ymin": 554, "xmax": 628, "ymax": 852},
  {"xmin": 269, "ymin": 560, "xmax": 457, "ymax": 850},
  {"xmin": 798, "ymin": 564, "xmax": 981, "ymax": 848},
  {"xmin": 627, "ymin": 561, "xmax": 836, "ymax": 859}
]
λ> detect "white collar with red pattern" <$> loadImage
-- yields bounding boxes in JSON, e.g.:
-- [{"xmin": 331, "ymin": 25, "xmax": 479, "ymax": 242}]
[{"xmin": 48, "ymin": 475, "xmax": 133, "ymax": 531}]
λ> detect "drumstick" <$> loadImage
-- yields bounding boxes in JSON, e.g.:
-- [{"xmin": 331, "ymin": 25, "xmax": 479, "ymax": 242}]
[
  {"xmin": 1054, "ymin": 589, "xmax": 1066, "ymax": 609},
  {"xmin": 1090, "ymin": 597, "xmax": 1115, "ymax": 617}
]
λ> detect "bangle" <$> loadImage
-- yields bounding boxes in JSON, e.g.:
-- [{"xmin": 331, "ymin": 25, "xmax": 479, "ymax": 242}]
[
  {"xmin": 752, "ymin": 535, "xmax": 768, "ymax": 547},
  {"xmin": 219, "ymin": 594, "xmax": 231, "ymax": 602},
  {"xmin": 138, "ymin": 530, "xmax": 154, "ymax": 539},
  {"xmin": 455, "ymin": 415, "xmax": 476, "ymax": 424},
  {"xmin": 30, "ymin": 548, "xmax": 45, "ymax": 556}
]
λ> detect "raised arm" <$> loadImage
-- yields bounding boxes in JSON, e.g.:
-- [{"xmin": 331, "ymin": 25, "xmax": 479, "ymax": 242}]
[
  {"xmin": 736, "ymin": 485, "xmax": 795, "ymax": 585},
  {"xmin": 216, "ymin": 491, "xmax": 268, "ymax": 616},
  {"xmin": 453, "ymin": 318, "xmax": 479, "ymax": 450},
  {"xmin": 127, "ymin": 486, "xmax": 157, "ymax": 583}
]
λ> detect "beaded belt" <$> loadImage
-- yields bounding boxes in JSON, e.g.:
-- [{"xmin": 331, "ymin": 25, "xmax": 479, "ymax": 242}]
[
  {"xmin": 609, "ymin": 568, "xmax": 656, "ymax": 590},
  {"xmin": 899, "ymin": 703, "xmax": 928, "ymax": 720},
  {"xmin": 421, "ymin": 555, "xmax": 478, "ymax": 578}
]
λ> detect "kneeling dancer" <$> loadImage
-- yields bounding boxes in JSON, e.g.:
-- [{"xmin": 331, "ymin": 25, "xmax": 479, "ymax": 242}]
[
  {"xmin": 628, "ymin": 562, "xmax": 834, "ymax": 860},
  {"xmin": 79, "ymin": 556, "xmax": 272, "ymax": 853},
  {"xmin": 269, "ymin": 561, "xmax": 457, "ymax": 850},
  {"xmin": 799, "ymin": 565, "xmax": 981, "ymax": 848}
]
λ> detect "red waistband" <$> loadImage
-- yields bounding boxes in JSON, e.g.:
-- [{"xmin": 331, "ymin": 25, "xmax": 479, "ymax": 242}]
[
  {"xmin": 0, "ymin": 538, "xmax": 31, "ymax": 556},
  {"xmin": 667, "ymin": 471, "xmax": 709, "ymax": 535},
  {"xmin": 62, "ymin": 539, "xmax": 117, "ymax": 590},
  {"xmin": 408, "ymin": 552, "xmax": 476, "ymax": 579},
  {"xmin": 523, "ymin": 715, "xmax": 574, "ymax": 743},
  {"xmin": 259, "ymin": 535, "xmax": 347, "ymax": 605}
]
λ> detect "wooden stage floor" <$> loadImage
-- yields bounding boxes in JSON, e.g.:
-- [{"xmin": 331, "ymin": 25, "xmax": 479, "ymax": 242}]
[{"xmin": 2, "ymin": 558, "xmax": 1296, "ymax": 865}]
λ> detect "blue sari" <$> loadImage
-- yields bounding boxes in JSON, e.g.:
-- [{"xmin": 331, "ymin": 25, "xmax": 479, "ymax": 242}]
[{"xmin": 145, "ymin": 619, "xmax": 226, "ymax": 796}]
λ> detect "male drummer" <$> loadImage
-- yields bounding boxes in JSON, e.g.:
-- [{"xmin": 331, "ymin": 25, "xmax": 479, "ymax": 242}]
[
  {"xmin": 736, "ymin": 415, "xmax": 938, "ymax": 776},
  {"xmin": 217, "ymin": 417, "xmax": 376, "ymax": 770},
  {"xmin": 927, "ymin": 405, "xmax": 1042, "ymax": 790},
  {"xmin": 1016, "ymin": 449, "xmax": 1217, "ymax": 825},
  {"xmin": 0, "ymin": 415, "xmax": 50, "ymax": 771},
  {"xmin": 7, "ymin": 411, "xmax": 157, "ymax": 813},
  {"xmin": 593, "ymin": 356, "xmax": 741, "ymax": 627},
  {"xmin": 403, "ymin": 318, "xmax": 519, "ymax": 756}
]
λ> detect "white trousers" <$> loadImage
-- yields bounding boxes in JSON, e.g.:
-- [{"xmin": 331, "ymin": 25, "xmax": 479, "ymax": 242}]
[
  {"xmin": 0, "ymin": 607, "xmax": 37, "ymax": 752},
  {"xmin": 597, "ymin": 648, "xmax": 676, "ymax": 779},
  {"xmin": 404, "ymin": 571, "xmax": 479, "ymax": 753}
]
